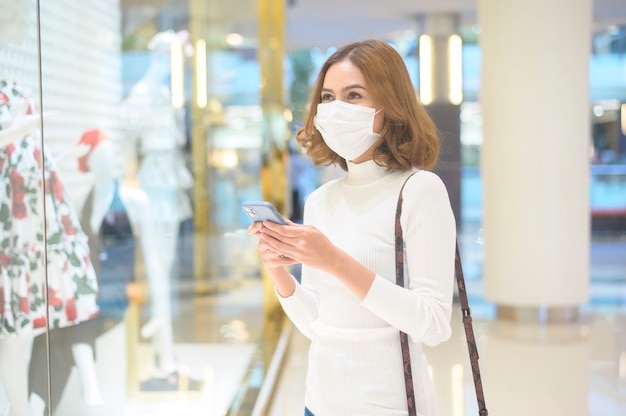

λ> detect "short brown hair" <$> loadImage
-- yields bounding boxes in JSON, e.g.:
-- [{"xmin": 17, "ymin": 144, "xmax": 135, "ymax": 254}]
[{"xmin": 295, "ymin": 39, "xmax": 440, "ymax": 171}]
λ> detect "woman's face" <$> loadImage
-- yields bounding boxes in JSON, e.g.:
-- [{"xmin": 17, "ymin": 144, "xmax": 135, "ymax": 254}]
[{"xmin": 320, "ymin": 60, "xmax": 384, "ymax": 134}]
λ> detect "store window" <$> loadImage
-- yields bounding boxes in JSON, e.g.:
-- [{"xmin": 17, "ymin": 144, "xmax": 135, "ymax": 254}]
[{"xmin": 0, "ymin": 0, "xmax": 285, "ymax": 415}]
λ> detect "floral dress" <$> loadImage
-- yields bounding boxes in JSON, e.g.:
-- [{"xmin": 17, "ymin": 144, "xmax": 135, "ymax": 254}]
[{"xmin": 0, "ymin": 80, "xmax": 99, "ymax": 337}]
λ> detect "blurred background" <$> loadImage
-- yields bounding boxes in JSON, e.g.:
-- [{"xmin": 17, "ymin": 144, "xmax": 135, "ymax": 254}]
[{"xmin": 0, "ymin": 0, "xmax": 625, "ymax": 415}]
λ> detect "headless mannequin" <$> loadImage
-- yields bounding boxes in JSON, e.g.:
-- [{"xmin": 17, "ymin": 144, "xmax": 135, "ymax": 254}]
[{"xmin": 120, "ymin": 30, "xmax": 193, "ymax": 377}]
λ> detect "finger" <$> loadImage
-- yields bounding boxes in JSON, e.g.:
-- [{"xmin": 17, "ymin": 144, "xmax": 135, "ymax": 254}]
[
  {"xmin": 260, "ymin": 231, "xmax": 293, "ymax": 255},
  {"xmin": 261, "ymin": 223, "xmax": 302, "ymax": 242},
  {"xmin": 247, "ymin": 222, "xmax": 264, "ymax": 236},
  {"xmin": 259, "ymin": 243, "xmax": 280, "ymax": 263},
  {"xmin": 262, "ymin": 221, "xmax": 296, "ymax": 234},
  {"xmin": 259, "ymin": 246, "xmax": 293, "ymax": 267}
]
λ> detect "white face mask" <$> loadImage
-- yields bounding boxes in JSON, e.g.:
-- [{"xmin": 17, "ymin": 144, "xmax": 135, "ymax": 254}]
[{"xmin": 313, "ymin": 100, "xmax": 380, "ymax": 161}]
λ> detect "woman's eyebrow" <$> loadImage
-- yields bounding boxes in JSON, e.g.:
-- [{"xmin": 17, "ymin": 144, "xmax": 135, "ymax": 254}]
[
  {"xmin": 321, "ymin": 84, "xmax": 366, "ymax": 93},
  {"xmin": 342, "ymin": 84, "xmax": 366, "ymax": 92}
]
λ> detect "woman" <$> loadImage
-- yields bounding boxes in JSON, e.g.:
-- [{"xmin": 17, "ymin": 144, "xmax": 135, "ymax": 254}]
[{"xmin": 248, "ymin": 39, "xmax": 456, "ymax": 415}]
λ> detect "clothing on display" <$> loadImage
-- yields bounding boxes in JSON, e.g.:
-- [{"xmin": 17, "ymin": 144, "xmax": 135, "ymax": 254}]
[
  {"xmin": 120, "ymin": 35, "xmax": 193, "ymax": 227},
  {"xmin": 1, "ymin": 79, "xmax": 103, "ymax": 415},
  {"xmin": 0, "ymin": 80, "xmax": 100, "ymax": 337}
]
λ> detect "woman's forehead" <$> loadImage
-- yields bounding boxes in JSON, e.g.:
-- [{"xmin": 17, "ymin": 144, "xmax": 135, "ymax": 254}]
[{"xmin": 323, "ymin": 60, "xmax": 366, "ymax": 87}]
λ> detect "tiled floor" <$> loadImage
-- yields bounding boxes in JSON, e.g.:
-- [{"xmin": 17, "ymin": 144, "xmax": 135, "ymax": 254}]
[
  {"xmin": 269, "ymin": 306, "xmax": 626, "ymax": 416},
  {"xmin": 267, "ymin": 228, "xmax": 626, "ymax": 416},
  {"xmin": 20, "ymin": 225, "xmax": 621, "ymax": 416}
]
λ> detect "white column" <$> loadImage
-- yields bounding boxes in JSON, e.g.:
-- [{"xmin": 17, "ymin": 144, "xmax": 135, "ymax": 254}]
[{"xmin": 478, "ymin": 0, "xmax": 591, "ymax": 315}]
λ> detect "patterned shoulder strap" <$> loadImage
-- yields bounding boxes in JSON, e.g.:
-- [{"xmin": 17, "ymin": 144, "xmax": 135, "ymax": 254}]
[{"xmin": 394, "ymin": 172, "xmax": 488, "ymax": 416}]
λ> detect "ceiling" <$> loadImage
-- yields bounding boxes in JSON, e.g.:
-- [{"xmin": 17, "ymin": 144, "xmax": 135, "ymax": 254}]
[
  {"xmin": 122, "ymin": 0, "xmax": 626, "ymax": 49},
  {"xmin": 286, "ymin": 0, "xmax": 626, "ymax": 48}
]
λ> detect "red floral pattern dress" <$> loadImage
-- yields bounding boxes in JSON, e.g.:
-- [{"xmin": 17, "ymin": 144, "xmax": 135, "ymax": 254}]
[{"xmin": 0, "ymin": 80, "xmax": 99, "ymax": 337}]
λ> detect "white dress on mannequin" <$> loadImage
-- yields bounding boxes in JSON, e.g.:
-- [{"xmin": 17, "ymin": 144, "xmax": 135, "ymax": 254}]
[{"xmin": 119, "ymin": 30, "xmax": 193, "ymax": 377}]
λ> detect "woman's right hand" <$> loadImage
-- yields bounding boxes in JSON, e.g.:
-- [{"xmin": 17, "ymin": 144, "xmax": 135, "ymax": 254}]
[
  {"xmin": 247, "ymin": 222, "xmax": 294, "ymax": 270},
  {"xmin": 247, "ymin": 222, "xmax": 297, "ymax": 297}
]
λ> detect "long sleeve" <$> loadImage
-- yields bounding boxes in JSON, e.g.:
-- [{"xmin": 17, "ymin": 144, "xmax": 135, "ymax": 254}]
[
  {"xmin": 361, "ymin": 172, "xmax": 456, "ymax": 346},
  {"xmin": 276, "ymin": 274, "xmax": 320, "ymax": 340}
]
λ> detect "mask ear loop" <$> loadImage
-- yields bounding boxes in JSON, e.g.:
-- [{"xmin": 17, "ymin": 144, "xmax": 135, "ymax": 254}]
[{"xmin": 373, "ymin": 108, "xmax": 384, "ymax": 134}]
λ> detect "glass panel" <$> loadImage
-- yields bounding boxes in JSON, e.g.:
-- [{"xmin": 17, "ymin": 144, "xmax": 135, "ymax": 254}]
[
  {"xmin": 0, "ymin": 1, "xmax": 50, "ymax": 415},
  {"xmin": 1, "ymin": 0, "xmax": 284, "ymax": 414},
  {"xmin": 35, "ymin": 0, "xmax": 123, "ymax": 414}
]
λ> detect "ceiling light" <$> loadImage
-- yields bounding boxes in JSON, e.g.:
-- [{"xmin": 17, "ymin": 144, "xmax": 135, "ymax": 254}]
[{"xmin": 226, "ymin": 33, "xmax": 244, "ymax": 47}]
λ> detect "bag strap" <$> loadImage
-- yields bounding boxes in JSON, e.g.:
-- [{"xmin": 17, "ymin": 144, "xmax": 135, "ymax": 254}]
[{"xmin": 395, "ymin": 173, "xmax": 488, "ymax": 416}]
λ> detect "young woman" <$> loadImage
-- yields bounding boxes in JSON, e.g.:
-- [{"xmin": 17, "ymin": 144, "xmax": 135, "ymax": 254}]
[{"xmin": 248, "ymin": 39, "xmax": 456, "ymax": 415}]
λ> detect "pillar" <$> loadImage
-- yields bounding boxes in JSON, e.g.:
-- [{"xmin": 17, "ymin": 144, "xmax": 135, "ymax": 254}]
[
  {"xmin": 189, "ymin": 0, "xmax": 210, "ymax": 234},
  {"xmin": 478, "ymin": 0, "xmax": 591, "ymax": 319},
  {"xmin": 485, "ymin": 321, "xmax": 588, "ymax": 414},
  {"xmin": 258, "ymin": 0, "xmax": 288, "ymax": 323},
  {"xmin": 189, "ymin": 0, "xmax": 213, "ymax": 293},
  {"xmin": 420, "ymin": 14, "xmax": 462, "ymax": 227}
]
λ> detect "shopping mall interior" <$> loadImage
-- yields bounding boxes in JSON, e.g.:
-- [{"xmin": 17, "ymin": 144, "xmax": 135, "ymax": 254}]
[{"xmin": 0, "ymin": 0, "xmax": 625, "ymax": 415}]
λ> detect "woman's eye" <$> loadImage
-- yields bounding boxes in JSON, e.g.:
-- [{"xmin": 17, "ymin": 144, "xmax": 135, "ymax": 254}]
[
  {"xmin": 347, "ymin": 91, "xmax": 361, "ymax": 100},
  {"xmin": 320, "ymin": 93, "xmax": 334, "ymax": 102}
]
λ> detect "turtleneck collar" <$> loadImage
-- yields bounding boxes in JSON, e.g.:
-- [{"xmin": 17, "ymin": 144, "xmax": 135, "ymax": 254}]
[{"xmin": 343, "ymin": 159, "xmax": 389, "ymax": 186}]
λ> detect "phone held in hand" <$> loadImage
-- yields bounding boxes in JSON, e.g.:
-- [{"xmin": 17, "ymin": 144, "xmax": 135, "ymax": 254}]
[{"xmin": 241, "ymin": 201, "xmax": 287, "ymax": 225}]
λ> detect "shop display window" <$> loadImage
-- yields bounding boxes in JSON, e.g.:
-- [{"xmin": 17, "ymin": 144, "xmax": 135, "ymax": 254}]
[{"xmin": 0, "ymin": 1, "xmax": 282, "ymax": 414}]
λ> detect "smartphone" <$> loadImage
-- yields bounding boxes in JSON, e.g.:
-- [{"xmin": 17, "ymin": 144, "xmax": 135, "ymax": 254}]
[{"xmin": 241, "ymin": 201, "xmax": 287, "ymax": 225}]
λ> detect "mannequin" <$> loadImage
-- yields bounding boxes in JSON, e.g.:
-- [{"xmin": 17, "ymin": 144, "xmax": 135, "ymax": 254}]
[
  {"xmin": 0, "ymin": 336, "xmax": 29, "ymax": 416},
  {"xmin": 80, "ymin": 129, "xmax": 171, "ymax": 343},
  {"xmin": 120, "ymin": 30, "xmax": 193, "ymax": 379}
]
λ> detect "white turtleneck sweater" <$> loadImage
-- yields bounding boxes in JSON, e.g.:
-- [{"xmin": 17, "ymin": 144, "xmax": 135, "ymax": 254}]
[{"xmin": 278, "ymin": 160, "xmax": 456, "ymax": 415}]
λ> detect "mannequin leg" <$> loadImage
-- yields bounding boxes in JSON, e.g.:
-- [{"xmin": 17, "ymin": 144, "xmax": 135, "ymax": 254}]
[
  {"xmin": 122, "ymin": 189, "xmax": 177, "ymax": 377},
  {"xmin": 71, "ymin": 343, "xmax": 103, "ymax": 407},
  {"xmin": 0, "ymin": 336, "xmax": 30, "ymax": 416},
  {"xmin": 144, "ymin": 221, "xmax": 176, "ymax": 376},
  {"xmin": 27, "ymin": 393, "xmax": 45, "ymax": 416}
]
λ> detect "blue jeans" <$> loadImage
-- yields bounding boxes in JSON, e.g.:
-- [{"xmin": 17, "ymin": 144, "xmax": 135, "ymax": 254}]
[{"xmin": 304, "ymin": 407, "xmax": 314, "ymax": 416}]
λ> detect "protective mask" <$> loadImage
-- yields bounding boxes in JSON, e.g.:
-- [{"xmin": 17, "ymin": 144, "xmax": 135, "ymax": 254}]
[{"xmin": 313, "ymin": 100, "xmax": 381, "ymax": 161}]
